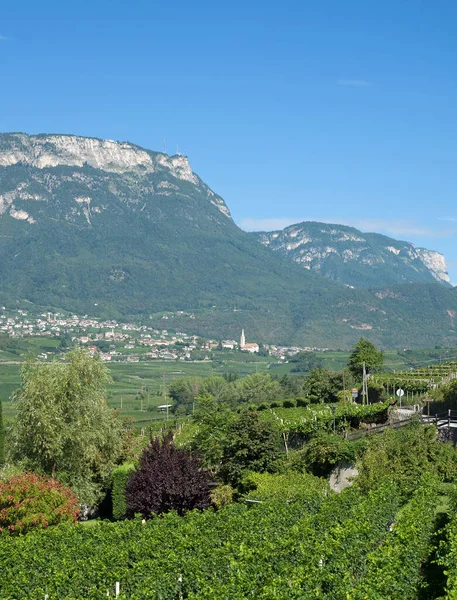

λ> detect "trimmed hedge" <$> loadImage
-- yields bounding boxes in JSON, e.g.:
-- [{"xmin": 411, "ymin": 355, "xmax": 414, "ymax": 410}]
[
  {"xmin": 0, "ymin": 397, "xmax": 4, "ymax": 465},
  {"xmin": 111, "ymin": 463, "xmax": 134, "ymax": 520}
]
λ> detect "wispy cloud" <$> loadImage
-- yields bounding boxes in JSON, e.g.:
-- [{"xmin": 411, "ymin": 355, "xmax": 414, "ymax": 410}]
[
  {"xmin": 238, "ymin": 218, "xmax": 300, "ymax": 231},
  {"xmin": 337, "ymin": 79, "xmax": 372, "ymax": 87},
  {"xmin": 0, "ymin": 36, "xmax": 9, "ymax": 41},
  {"xmin": 439, "ymin": 217, "xmax": 457, "ymax": 222},
  {"xmin": 238, "ymin": 217, "xmax": 457, "ymax": 239}
]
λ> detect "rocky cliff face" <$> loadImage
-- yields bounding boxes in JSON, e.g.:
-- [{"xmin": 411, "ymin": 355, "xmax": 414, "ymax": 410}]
[
  {"xmin": 252, "ymin": 222, "xmax": 451, "ymax": 288},
  {"xmin": 0, "ymin": 133, "xmax": 231, "ymax": 222},
  {"xmin": 0, "ymin": 132, "xmax": 456, "ymax": 348}
]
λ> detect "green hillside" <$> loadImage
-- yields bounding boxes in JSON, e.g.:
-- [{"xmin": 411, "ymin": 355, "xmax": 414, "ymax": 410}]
[{"xmin": 0, "ymin": 133, "xmax": 457, "ymax": 348}]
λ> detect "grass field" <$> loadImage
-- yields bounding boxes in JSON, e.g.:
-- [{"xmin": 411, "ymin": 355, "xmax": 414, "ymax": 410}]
[
  {"xmin": 1, "ymin": 343, "xmax": 455, "ymax": 427},
  {"xmin": 0, "ymin": 353, "xmax": 275, "ymax": 426}
]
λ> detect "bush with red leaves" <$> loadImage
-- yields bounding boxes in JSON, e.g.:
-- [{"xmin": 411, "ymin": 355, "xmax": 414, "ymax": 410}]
[
  {"xmin": 126, "ymin": 432, "xmax": 213, "ymax": 518},
  {"xmin": 0, "ymin": 473, "xmax": 79, "ymax": 535}
]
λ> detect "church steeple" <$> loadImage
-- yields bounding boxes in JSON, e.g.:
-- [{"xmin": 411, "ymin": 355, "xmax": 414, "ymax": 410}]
[{"xmin": 240, "ymin": 329, "xmax": 245, "ymax": 348}]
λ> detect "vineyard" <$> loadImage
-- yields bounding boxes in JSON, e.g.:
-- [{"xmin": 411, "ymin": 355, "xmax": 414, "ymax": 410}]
[
  {"xmin": 3, "ymin": 351, "xmax": 457, "ymax": 599},
  {"xmin": 0, "ymin": 475, "xmax": 442, "ymax": 599},
  {"xmin": 372, "ymin": 361, "xmax": 457, "ymax": 395}
]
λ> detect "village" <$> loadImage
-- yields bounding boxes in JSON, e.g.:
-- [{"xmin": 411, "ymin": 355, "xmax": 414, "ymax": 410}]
[{"xmin": 0, "ymin": 307, "xmax": 328, "ymax": 363}]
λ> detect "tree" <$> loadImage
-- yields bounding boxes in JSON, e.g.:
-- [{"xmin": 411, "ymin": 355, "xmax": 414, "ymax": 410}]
[
  {"xmin": 219, "ymin": 411, "xmax": 281, "ymax": 486},
  {"xmin": 237, "ymin": 373, "xmax": 282, "ymax": 405},
  {"xmin": 10, "ymin": 349, "xmax": 122, "ymax": 505},
  {"xmin": 125, "ymin": 432, "xmax": 213, "ymax": 518},
  {"xmin": 169, "ymin": 377, "xmax": 203, "ymax": 415},
  {"xmin": 191, "ymin": 395, "xmax": 235, "ymax": 470},
  {"xmin": 289, "ymin": 351, "xmax": 323, "ymax": 373},
  {"xmin": 356, "ymin": 421, "xmax": 457, "ymax": 497},
  {"xmin": 200, "ymin": 375, "xmax": 236, "ymax": 405},
  {"xmin": 0, "ymin": 396, "xmax": 4, "ymax": 465},
  {"xmin": 304, "ymin": 368, "xmax": 343, "ymax": 404},
  {"xmin": 348, "ymin": 338, "xmax": 384, "ymax": 380}
]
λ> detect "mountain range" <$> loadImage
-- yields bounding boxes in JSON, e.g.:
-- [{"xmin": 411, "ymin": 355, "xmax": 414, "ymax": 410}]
[
  {"xmin": 0, "ymin": 132, "xmax": 456, "ymax": 349},
  {"xmin": 251, "ymin": 222, "xmax": 450, "ymax": 289}
]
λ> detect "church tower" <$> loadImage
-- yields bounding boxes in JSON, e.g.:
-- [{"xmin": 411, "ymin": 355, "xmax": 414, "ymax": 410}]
[{"xmin": 240, "ymin": 329, "xmax": 245, "ymax": 349}]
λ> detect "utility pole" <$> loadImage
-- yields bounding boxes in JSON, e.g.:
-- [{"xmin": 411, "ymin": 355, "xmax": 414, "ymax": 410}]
[
  {"xmin": 362, "ymin": 361, "xmax": 369, "ymax": 405},
  {"xmin": 162, "ymin": 372, "xmax": 166, "ymax": 403},
  {"xmin": 342, "ymin": 370, "xmax": 346, "ymax": 405}
]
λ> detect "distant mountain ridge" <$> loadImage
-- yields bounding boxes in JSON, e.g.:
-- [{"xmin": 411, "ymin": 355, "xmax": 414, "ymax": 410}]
[
  {"xmin": 251, "ymin": 221, "xmax": 450, "ymax": 288},
  {"xmin": 0, "ymin": 132, "xmax": 457, "ymax": 349}
]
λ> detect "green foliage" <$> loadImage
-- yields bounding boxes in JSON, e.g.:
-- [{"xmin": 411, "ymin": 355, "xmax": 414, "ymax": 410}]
[
  {"xmin": 111, "ymin": 463, "xmax": 135, "ymax": 521},
  {"xmin": 282, "ymin": 398, "xmax": 296, "ymax": 408},
  {"xmin": 304, "ymin": 368, "xmax": 343, "ymax": 403},
  {"xmin": 0, "ymin": 472, "xmax": 78, "ymax": 535},
  {"xmin": 117, "ymin": 417, "xmax": 144, "ymax": 464},
  {"xmin": 289, "ymin": 351, "xmax": 324, "ymax": 373},
  {"xmin": 0, "ymin": 396, "xmax": 4, "ymax": 466},
  {"xmin": 237, "ymin": 373, "xmax": 282, "ymax": 405},
  {"xmin": 261, "ymin": 402, "xmax": 389, "ymax": 443},
  {"xmin": 191, "ymin": 395, "xmax": 235, "ymax": 469},
  {"xmin": 348, "ymin": 337, "xmax": 384, "ymax": 379},
  {"xmin": 438, "ymin": 487, "xmax": 457, "ymax": 599},
  {"xmin": 169, "ymin": 377, "xmax": 203, "ymax": 415},
  {"xmin": 356, "ymin": 421, "xmax": 457, "ymax": 497},
  {"xmin": 209, "ymin": 484, "xmax": 234, "ymax": 509},
  {"xmin": 352, "ymin": 475, "xmax": 439, "ymax": 599},
  {"xmin": 9, "ymin": 349, "xmax": 123, "ymax": 505},
  {"xmin": 242, "ymin": 470, "xmax": 330, "ymax": 505},
  {"xmin": 292, "ymin": 432, "xmax": 363, "ymax": 477},
  {"xmin": 0, "ymin": 478, "xmax": 404, "ymax": 598},
  {"xmin": 219, "ymin": 411, "xmax": 282, "ymax": 486},
  {"xmin": 430, "ymin": 379, "xmax": 457, "ymax": 413}
]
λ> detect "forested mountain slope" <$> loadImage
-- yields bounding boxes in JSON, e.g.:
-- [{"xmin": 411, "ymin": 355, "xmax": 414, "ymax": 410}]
[{"xmin": 0, "ymin": 133, "xmax": 456, "ymax": 348}]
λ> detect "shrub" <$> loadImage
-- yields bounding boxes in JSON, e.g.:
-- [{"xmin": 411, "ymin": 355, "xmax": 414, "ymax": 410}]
[
  {"xmin": 0, "ymin": 473, "xmax": 79, "ymax": 535},
  {"xmin": 126, "ymin": 432, "xmax": 213, "ymax": 518},
  {"xmin": 270, "ymin": 401, "xmax": 280, "ymax": 408},
  {"xmin": 219, "ymin": 411, "xmax": 281, "ymax": 486},
  {"xmin": 210, "ymin": 484, "xmax": 234, "ymax": 509},
  {"xmin": 111, "ymin": 463, "xmax": 135, "ymax": 520},
  {"xmin": 282, "ymin": 399, "xmax": 296, "ymax": 408},
  {"xmin": 296, "ymin": 397, "xmax": 309, "ymax": 407},
  {"xmin": 292, "ymin": 432, "xmax": 362, "ymax": 477}
]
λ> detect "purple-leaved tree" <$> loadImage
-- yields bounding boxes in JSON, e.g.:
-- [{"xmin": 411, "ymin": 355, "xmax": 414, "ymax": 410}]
[{"xmin": 126, "ymin": 431, "xmax": 213, "ymax": 518}]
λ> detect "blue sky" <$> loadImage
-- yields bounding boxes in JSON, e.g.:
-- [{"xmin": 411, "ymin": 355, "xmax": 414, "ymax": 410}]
[{"xmin": 2, "ymin": 0, "xmax": 457, "ymax": 280}]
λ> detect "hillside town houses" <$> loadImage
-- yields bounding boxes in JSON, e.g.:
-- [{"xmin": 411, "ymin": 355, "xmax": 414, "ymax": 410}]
[{"xmin": 0, "ymin": 308, "xmax": 328, "ymax": 362}]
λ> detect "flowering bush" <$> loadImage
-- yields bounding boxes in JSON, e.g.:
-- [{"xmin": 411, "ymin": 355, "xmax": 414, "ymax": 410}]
[{"xmin": 0, "ymin": 472, "xmax": 79, "ymax": 535}]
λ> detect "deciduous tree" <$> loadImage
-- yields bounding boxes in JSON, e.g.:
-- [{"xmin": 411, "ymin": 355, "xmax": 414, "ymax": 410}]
[
  {"xmin": 219, "ymin": 411, "xmax": 281, "ymax": 486},
  {"xmin": 348, "ymin": 338, "xmax": 384, "ymax": 380},
  {"xmin": 10, "ymin": 349, "xmax": 122, "ymax": 505},
  {"xmin": 126, "ymin": 432, "xmax": 212, "ymax": 518}
]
